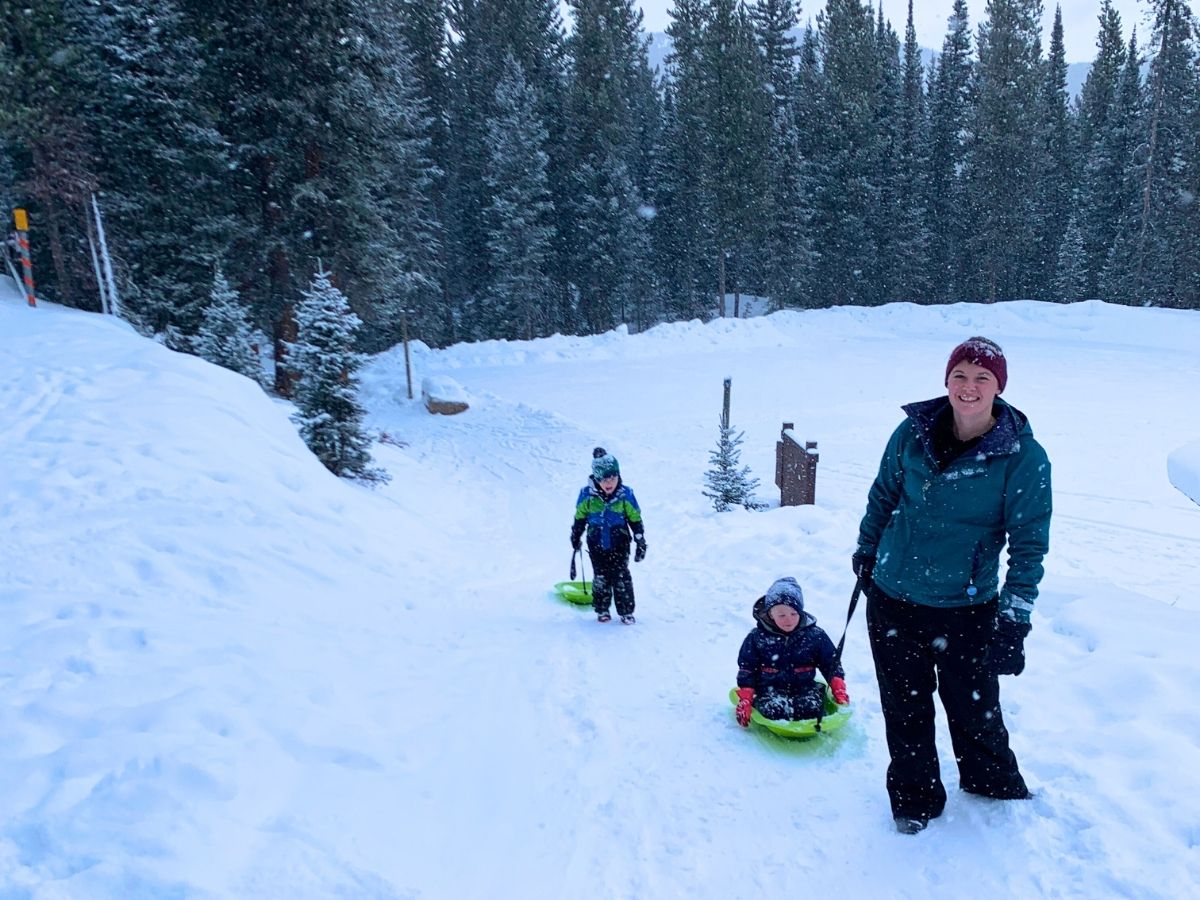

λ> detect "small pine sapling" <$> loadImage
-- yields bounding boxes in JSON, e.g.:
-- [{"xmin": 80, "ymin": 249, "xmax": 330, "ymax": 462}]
[{"xmin": 703, "ymin": 416, "xmax": 764, "ymax": 511}]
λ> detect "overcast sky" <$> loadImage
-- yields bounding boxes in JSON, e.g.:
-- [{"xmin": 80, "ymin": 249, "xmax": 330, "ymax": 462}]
[{"xmin": 632, "ymin": 1, "xmax": 1151, "ymax": 63}]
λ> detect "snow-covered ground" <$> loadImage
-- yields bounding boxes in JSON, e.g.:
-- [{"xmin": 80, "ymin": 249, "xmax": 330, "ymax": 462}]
[
  {"xmin": 2, "ymin": 276, "xmax": 1198, "ymax": 898},
  {"xmin": 1168, "ymin": 439, "xmax": 1200, "ymax": 506}
]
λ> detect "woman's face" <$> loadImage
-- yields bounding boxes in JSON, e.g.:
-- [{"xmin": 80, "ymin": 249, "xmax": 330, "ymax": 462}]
[
  {"xmin": 947, "ymin": 360, "xmax": 1000, "ymax": 419},
  {"xmin": 768, "ymin": 604, "xmax": 801, "ymax": 633}
]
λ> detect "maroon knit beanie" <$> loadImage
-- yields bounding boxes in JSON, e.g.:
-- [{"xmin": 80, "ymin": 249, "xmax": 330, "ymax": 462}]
[{"xmin": 944, "ymin": 336, "xmax": 1007, "ymax": 392}]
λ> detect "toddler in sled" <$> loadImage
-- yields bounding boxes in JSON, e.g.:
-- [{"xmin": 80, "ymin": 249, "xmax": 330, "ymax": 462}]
[{"xmin": 735, "ymin": 577, "xmax": 849, "ymax": 725}]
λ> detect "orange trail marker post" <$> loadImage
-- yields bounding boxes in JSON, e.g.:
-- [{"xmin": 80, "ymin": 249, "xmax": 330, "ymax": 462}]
[{"xmin": 13, "ymin": 208, "xmax": 36, "ymax": 307}]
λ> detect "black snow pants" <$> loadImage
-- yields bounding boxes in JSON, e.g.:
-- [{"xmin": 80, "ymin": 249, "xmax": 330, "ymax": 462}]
[
  {"xmin": 589, "ymin": 545, "xmax": 635, "ymax": 617},
  {"xmin": 755, "ymin": 683, "xmax": 827, "ymax": 721},
  {"xmin": 866, "ymin": 583, "xmax": 1028, "ymax": 821}
]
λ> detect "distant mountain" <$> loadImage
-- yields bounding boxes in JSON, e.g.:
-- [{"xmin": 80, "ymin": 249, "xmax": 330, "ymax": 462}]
[{"xmin": 645, "ymin": 32, "xmax": 1091, "ymax": 99}]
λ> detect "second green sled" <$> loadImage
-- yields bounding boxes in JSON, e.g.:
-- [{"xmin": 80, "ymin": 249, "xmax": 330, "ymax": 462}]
[{"xmin": 554, "ymin": 581, "xmax": 593, "ymax": 605}]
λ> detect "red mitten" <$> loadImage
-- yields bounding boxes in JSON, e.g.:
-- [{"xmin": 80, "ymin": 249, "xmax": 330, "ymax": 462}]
[
  {"xmin": 735, "ymin": 687, "xmax": 755, "ymax": 727},
  {"xmin": 830, "ymin": 676, "xmax": 849, "ymax": 706}
]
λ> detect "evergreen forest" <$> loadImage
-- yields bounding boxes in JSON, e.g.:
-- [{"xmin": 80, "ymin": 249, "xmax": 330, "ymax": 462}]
[{"xmin": 2, "ymin": 0, "xmax": 1198, "ymax": 394}]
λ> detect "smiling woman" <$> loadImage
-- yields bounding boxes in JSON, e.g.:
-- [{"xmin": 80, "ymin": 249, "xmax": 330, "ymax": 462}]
[{"xmin": 853, "ymin": 335, "xmax": 1053, "ymax": 834}]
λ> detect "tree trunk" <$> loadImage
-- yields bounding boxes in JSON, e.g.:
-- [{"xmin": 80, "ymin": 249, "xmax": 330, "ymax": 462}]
[{"xmin": 717, "ymin": 249, "xmax": 726, "ymax": 317}]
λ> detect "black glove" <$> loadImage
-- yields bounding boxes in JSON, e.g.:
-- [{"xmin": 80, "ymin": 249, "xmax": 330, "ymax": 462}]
[
  {"xmin": 634, "ymin": 536, "xmax": 647, "ymax": 562},
  {"xmin": 990, "ymin": 618, "xmax": 1032, "ymax": 676},
  {"xmin": 852, "ymin": 553, "xmax": 875, "ymax": 582},
  {"xmin": 570, "ymin": 526, "xmax": 582, "ymax": 551}
]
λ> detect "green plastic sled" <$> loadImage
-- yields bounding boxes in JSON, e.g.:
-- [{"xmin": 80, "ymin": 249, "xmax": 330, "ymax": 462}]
[
  {"xmin": 554, "ymin": 581, "xmax": 593, "ymax": 606},
  {"xmin": 728, "ymin": 685, "xmax": 853, "ymax": 739}
]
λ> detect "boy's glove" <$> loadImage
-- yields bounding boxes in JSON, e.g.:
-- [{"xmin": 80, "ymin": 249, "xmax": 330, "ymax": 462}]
[
  {"xmin": 570, "ymin": 532, "xmax": 582, "ymax": 551},
  {"xmin": 634, "ymin": 536, "xmax": 647, "ymax": 562},
  {"xmin": 852, "ymin": 553, "xmax": 875, "ymax": 582},
  {"xmin": 830, "ymin": 676, "xmax": 850, "ymax": 705},
  {"xmin": 990, "ymin": 618, "xmax": 1032, "ymax": 676},
  {"xmin": 734, "ymin": 687, "xmax": 755, "ymax": 727}
]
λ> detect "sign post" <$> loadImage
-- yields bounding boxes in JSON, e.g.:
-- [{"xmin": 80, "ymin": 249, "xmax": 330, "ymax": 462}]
[{"xmin": 13, "ymin": 208, "xmax": 36, "ymax": 307}]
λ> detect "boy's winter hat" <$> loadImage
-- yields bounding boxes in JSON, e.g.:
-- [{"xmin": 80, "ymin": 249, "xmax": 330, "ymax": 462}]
[
  {"xmin": 764, "ymin": 577, "xmax": 805, "ymax": 614},
  {"xmin": 592, "ymin": 448, "xmax": 620, "ymax": 479},
  {"xmin": 945, "ymin": 336, "xmax": 1007, "ymax": 393}
]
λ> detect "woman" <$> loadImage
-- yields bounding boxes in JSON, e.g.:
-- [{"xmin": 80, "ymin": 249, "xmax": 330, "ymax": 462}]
[{"xmin": 853, "ymin": 336, "xmax": 1051, "ymax": 834}]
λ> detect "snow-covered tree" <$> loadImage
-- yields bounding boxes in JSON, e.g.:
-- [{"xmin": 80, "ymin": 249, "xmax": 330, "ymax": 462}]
[
  {"xmin": 289, "ymin": 270, "xmax": 386, "ymax": 482},
  {"xmin": 1053, "ymin": 211, "xmax": 1089, "ymax": 301},
  {"xmin": 68, "ymin": 0, "xmax": 229, "ymax": 335},
  {"xmin": 962, "ymin": 0, "xmax": 1045, "ymax": 301},
  {"xmin": 195, "ymin": 269, "xmax": 262, "ymax": 383},
  {"xmin": 479, "ymin": 56, "xmax": 556, "ymax": 340},
  {"xmin": 925, "ymin": 0, "xmax": 973, "ymax": 301},
  {"xmin": 703, "ymin": 416, "xmax": 762, "ymax": 512},
  {"xmin": 1031, "ymin": 6, "xmax": 1075, "ymax": 299}
]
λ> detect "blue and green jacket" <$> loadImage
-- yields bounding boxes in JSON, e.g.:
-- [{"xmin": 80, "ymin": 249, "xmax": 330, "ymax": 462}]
[
  {"xmin": 855, "ymin": 397, "xmax": 1052, "ymax": 623},
  {"xmin": 571, "ymin": 478, "xmax": 644, "ymax": 552}
]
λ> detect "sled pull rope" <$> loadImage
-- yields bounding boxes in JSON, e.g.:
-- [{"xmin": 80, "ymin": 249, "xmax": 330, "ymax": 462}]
[
  {"xmin": 817, "ymin": 577, "xmax": 865, "ymax": 733},
  {"xmin": 832, "ymin": 577, "xmax": 864, "ymax": 673},
  {"xmin": 569, "ymin": 549, "xmax": 589, "ymax": 593}
]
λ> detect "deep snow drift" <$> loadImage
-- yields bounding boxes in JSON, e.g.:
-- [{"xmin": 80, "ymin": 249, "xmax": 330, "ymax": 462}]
[{"xmin": 2, "ymin": 280, "xmax": 1198, "ymax": 898}]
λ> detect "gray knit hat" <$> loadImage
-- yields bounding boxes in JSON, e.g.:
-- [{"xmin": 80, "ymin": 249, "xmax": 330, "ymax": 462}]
[{"xmin": 764, "ymin": 577, "xmax": 805, "ymax": 613}]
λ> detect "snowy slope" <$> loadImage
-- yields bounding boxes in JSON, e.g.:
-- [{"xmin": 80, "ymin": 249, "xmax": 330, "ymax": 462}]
[{"xmin": 2, "ymin": 280, "xmax": 1198, "ymax": 898}]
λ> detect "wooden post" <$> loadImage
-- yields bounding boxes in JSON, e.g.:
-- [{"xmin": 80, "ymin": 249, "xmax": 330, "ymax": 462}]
[
  {"xmin": 401, "ymin": 308, "xmax": 414, "ymax": 400},
  {"xmin": 13, "ymin": 208, "xmax": 36, "ymax": 307},
  {"xmin": 717, "ymin": 250, "xmax": 727, "ymax": 318},
  {"xmin": 721, "ymin": 377, "xmax": 731, "ymax": 429}
]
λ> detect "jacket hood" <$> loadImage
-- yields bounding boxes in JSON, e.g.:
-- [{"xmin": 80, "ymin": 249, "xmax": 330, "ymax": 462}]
[{"xmin": 752, "ymin": 595, "xmax": 817, "ymax": 635}]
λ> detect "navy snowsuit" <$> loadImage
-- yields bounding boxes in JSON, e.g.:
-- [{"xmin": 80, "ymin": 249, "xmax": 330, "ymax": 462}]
[{"xmin": 736, "ymin": 598, "xmax": 844, "ymax": 720}]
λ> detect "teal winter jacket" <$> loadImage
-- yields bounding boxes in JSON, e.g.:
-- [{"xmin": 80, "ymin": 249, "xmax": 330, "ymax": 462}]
[{"xmin": 855, "ymin": 397, "xmax": 1051, "ymax": 623}]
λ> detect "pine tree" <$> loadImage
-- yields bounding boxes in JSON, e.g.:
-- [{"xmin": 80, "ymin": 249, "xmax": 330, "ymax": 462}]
[
  {"xmin": 1076, "ymin": 0, "xmax": 1127, "ymax": 161},
  {"xmin": 346, "ymin": 3, "xmax": 443, "ymax": 352},
  {"xmin": 702, "ymin": 417, "xmax": 762, "ymax": 512},
  {"xmin": 1073, "ymin": 2, "xmax": 1131, "ymax": 298},
  {"xmin": 564, "ymin": 0, "xmax": 653, "ymax": 332},
  {"xmin": 195, "ymin": 269, "xmax": 262, "ymax": 383},
  {"xmin": 868, "ymin": 9, "xmax": 905, "ymax": 303},
  {"xmin": 290, "ymin": 270, "xmax": 387, "ymax": 482},
  {"xmin": 1053, "ymin": 210, "xmax": 1089, "ymax": 300},
  {"xmin": 68, "ymin": 0, "xmax": 230, "ymax": 336},
  {"xmin": 890, "ymin": 0, "xmax": 931, "ymax": 302},
  {"xmin": 702, "ymin": 0, "xmax": 772, "ymax": 316},
  {"xmin": 751, "ymin": 0, "xmax": 814, "ymax": 310},
  {"xmin": 480, "ymin": 56, "xmax": 556, "ymax": 340},
  {"xmin": 1031, "ymin": 6, "xmax": 1074, "ymax": 300},
  {"xmin": 1, "ymin": 1, "xmax": 98, "ymax": 308},
  {"xmin": 1104, "ymin": 0, "xmax": 1198, "ymax": 307},
  {"xmin": 444, "ymin": 0, "xmax": 568, "ymax": 340},
  {"xmin": 655, "ymin": 0, "xmax": 716, "ymax": 321},
  {"xmin": 962, "ymin": 0, "xmax": 1044, "ymax": 301},
  {"xmin": 924, "ymin": 0, "xmax": 973, "ymax": 301},
  {"xmin": 810, "ymin": 0, "xmax": 880, "ymax": 306}
]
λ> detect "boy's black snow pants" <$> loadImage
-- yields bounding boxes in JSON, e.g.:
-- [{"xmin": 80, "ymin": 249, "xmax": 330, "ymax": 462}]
[
  {"xmin": 589, "ymin": 546, "xmax": 635, "ymax": 617},
  {"xmin": 866, "ymin": 583, "xmax": 1028, "ymax": 822}
]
